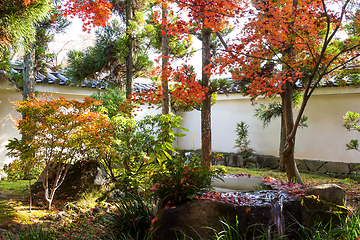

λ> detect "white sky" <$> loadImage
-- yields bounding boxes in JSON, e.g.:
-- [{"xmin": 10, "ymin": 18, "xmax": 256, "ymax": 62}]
[{"xmin": 48, "ymin": 18, "xmax": 96, "ymax": 68}]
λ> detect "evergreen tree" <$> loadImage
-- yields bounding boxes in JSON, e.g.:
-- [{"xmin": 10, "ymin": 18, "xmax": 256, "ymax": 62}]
[
  {"xmin": 66, "ymin": 19, "xmax": 153, "ymax": 88},
  {"xmin": 0, "ymin": 0, "xmax": 51, "ymax": 78},
  {"xmin": 0, "ymin": 0, "xmax": 51, "ymax": 51}
]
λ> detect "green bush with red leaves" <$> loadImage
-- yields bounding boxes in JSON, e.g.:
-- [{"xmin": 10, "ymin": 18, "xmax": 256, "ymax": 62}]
[{"xmin": 150, "ymin": 156, "xmax": 216, "ymax": 205}]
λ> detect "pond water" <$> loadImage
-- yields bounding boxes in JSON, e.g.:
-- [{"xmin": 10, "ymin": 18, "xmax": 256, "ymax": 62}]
[{"xmin": 211, "ymin": 174, "xmax": 264, "ymax": 191}]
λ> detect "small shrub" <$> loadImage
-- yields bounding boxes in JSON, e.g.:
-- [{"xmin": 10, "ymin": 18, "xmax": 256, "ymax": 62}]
[
  {"xmin": 212, "ymin": 152, "xmax": 231, "ymax": 166},
  {"xmin": 234, "ymin": 122, "xmax": 254, "ymax": 160},
  {"xmin": 100, "ymin": 113, "xmax": 186, "ymax": 194},
  {"xmin": 352, "ymin": 165, "xmax": 360, "ymax": 182},
  {"xmin": 6, "ymin": 224, "xmax": 57, "ymax": 240},
  {"xmin": 103, "ymin": 192, "xmax": 155, "ymax": 240},
  {"xmin": 213, "ymin": 165, "xmax": 228, "ymax": 175},
  {"xmin": 150, "ymin": 156, "xmax": 215, "ymax": 205}
]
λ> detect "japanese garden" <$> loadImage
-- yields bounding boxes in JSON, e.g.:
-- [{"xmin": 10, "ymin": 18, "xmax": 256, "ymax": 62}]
[{"xmin": 0, "ymin": 0, "xmax": 360, "ymax": 239}]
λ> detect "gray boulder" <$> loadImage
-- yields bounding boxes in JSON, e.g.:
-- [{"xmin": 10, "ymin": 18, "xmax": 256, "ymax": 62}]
[
  {"xmin": 152, "ymin": 192, "xmax": 302, "ymax": 240},
  {"xmin": 305, "ymin": 184, "xmax": 346, "ymax": 206},
  {"xmin": 152, "ymin": 184, "xmax": 349, "ymax": 239},
  {"xmin": 31, "ymin": 159, "xmax": 107, "ymax": 205}
]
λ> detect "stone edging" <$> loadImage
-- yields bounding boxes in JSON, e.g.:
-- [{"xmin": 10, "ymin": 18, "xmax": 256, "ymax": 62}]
[
  {"xmin": 217, "ymin": 153, "xmax": 360, "ymax": 179},
  {"xmin": 179, "ymin": 150, "xmax": 360, "ymax": 179}
]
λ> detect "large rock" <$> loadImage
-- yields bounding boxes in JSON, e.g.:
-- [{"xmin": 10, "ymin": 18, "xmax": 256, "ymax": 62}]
[
  {"xmin": 152, "ymin": 185, "xmax": 349, "ymax": 240},
  {"xmin": 152, "ymin": 192, "xmax": 303, "ymax": 240},
  {"xmin": 301, "ymin": 184, "xmax": 349, "ymax": 229},
  {"xmin": 301, "ymin": 195, "xmax": 349, "ymax": 229},
  {"xmin": 31, "ymin": 159, "xmax": 107, "ymax": 206},
  {"xmin": 306, "ymin": 184, "xmax": 346, "ymax": 206}
]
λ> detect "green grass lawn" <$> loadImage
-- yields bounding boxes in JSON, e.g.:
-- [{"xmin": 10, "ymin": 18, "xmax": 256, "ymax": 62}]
[
  {"xmin": 0, "ymin": 180, "xmax": 30, "ymax": 197},
  {"xmin": 0, "ymin": 180, "xmax": 56, "ymax": 227}
]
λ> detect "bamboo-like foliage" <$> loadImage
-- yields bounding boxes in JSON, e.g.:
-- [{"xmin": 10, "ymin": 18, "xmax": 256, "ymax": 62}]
[{"xmin": 0, "ymin": 0, "xmax": 52, "ymax": 51}]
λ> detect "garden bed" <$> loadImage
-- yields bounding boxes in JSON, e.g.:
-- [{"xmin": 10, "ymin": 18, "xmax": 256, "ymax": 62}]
[{"xmin": 0, "ymin": 166, "xmax": 359, "ymax": 239}]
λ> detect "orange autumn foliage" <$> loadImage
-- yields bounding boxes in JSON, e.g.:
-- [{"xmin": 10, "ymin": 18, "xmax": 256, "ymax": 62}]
[
  {"xmin": 8, "ymin": 95, "xmax": 114, "ymax": 209},
  {"xmin": 217, "ymin": 0, "xmax": 360, "ymax": 97},
  {"xmin": 135, "ymin": 0, "xmax": 242, "ymax": 109},
  {"xmin": 59, "ymin": 0, "xmax": 113, "ymax": 32},
  {"xmin": 155, "ymin": 0, "xmax": 243, "ymax": 32},
  {"xmin": 23, "ymin": 0, "xmax": 112, "ymax": 31},
  {"xmin": 129, "ymin": 62, "xmax": 207, "ymax": 108},
  {"xmin": 23, "ymin": 0, "xmax": 37, "ymax": 5},
  {"xmin": 212, "ymin": 0, "xmax": 360, "ymax": 183}
]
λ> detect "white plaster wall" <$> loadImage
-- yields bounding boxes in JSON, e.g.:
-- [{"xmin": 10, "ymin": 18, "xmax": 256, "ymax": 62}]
[
  {"xmin": 134, "ymin": 105, "xmax": 162, "ymax": 120},
  {"xmin": 176, "ymin": 86, "xmax": 360, "ymax": 164},
  {"xmin": 2, "ymin": 82, "xmax": 360, "ymax": 166},
  {"xmin": 176, "ymin": 95, "xmax": 282, "ymax": 155},
  {"xmin": 296, "ymin": 88, "xmax": 360, "ymax": 162},
  {"xmin": 177, "ymin": 110, "xmax": 202, "ymax": 150},
  {"xmin": 0, "ymin": 88, "xmax": 22, "ymax": 168}
]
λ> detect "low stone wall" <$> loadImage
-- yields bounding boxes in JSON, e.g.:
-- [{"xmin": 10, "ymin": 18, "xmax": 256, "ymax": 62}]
[
  {"xmin": 218, "ymin": 153, "xmax": 360, "ymax": 179},
  {"xmin": 180, "ymin": 150, "xmax": 360, "ymax": 179}
]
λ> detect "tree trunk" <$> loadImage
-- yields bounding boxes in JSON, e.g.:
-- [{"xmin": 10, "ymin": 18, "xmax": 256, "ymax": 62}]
[
  {"xmin": 125, "ymin": 0, "xmax": 133, "ymax": 99},
  {"xmin": 280, "ymin": 0, "xmax": 303, "ymax": 184},
  {"xmin": 23, "ymin": 49, "xmax": 35, "ymax": 100},
  {"xmin": 43, "ymin": 164, "xmax": 50, "ymax": 208},
  {"xmin": 46, "ymin": 191, "xmax": 54, "ymax": 210},
  {"xmin": 22, "ymin": 50, "xmax": 36, "ymax": 212},
  {"xmin": 161, "ymin": 3, "xmax": 170, "ymax": 115},
  {"xmin": 44, "ymin": 162, "xmax": 70, "ymax": 210},
  {"xmin": 201, "ymin": 28, "xmax": 212, "ymax": 171},
  {"xmin": 279, "ymin": 114, "xmax": 286, "ymax": 172},
  {"xmin": 29, "ymin": 179, "xmax": 32, "ymax": 213},
  {"xmin": 281, "ymin": 82, "xmax": 303, "ymax": 184},
  {"xmin": 22, "ymin": 49, "xmax": 36, "ymax": 142}
]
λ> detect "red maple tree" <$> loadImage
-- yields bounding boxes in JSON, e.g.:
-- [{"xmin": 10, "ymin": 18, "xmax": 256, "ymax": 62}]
[
  {"xmin": 218, "ymin": 0, "xmax": 360, "ymax": 183},
  {"xmin": 23, "ymin": 0, "xmax": 113, "ymax": 31},
  {"xmin": 160, "ymin": 0, "xmax": 242, "ymax": 170},
  {"xmin": 58, "ymin": 0, "xmax": 113, "ymax": 32}
]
